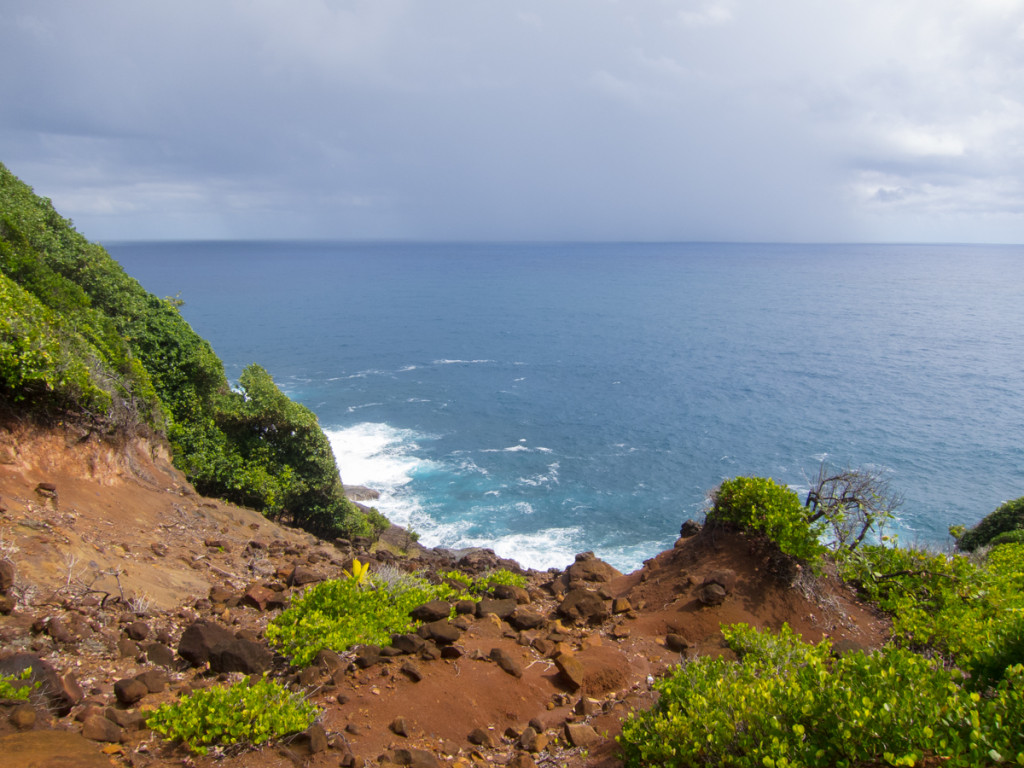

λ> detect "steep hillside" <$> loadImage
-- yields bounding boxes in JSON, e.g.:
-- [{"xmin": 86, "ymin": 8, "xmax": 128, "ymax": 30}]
[{"xmin": 0, "ymin": 162, "xmax": 382, "ymax": 540}]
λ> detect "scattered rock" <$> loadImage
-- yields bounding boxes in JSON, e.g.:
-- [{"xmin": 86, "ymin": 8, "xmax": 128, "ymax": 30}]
[
  {"xmin": 0, "ymin": 560, "xmax": 14, "ymax": 592},
  {"xmin": 558, "ymin": 588, "xmax": 609, "ymax": 624},
  {"xmin": 565, "ymin": 722, "xmax": 601, "ymax": 748},
  {"xmin": 476, "ymin": 597, "xmax": 517, "ymax": 620},
  {"xmin": 400, "ymin": 661, "xmax": 424, "ymax": 682},
  {"xmin": 567, "ymin": 552, "xmax": 622, "ymax": 583},
  {"xmin": 113, "ymin": 677, "xmax": 148, "ymax": 706},
  {"xmin": 241, "ymin": 583, "xmax": 277, "ymax": 610},
  {"xmin": 679, "ymin": 519, "xmax": 702, "ymax": 537},
  {"xmin": 699, "ymin": 582, "xmax": 728, "ymax": 606},
  {"xmin": 9, "ymin": 703, "xmax": 35, "ymax": 730},
  {"xmin": 289, "ymin": 565, "xmax": 325, "ymax": 586},
  {"xmin": 410, "ymin": 600, "xmax": 452, "ymax": 622},
  {"xmin": 419, "ymin": 620, "xmax": 460, "ymax": 645},
  {"xmin": 145, "ymin": 642, "xmax": 176, "ymax": 667},
  {"xmin": 467, "ymin": 727, "xmax": 497, "ymax": 748},
  {"xmin": 554, "ymin": 653, "xmax": 586, "ymax": 691},
  {"xmin": 0, "ymin": 653, "xmax": 75, "ymax": 715},
  {"xmin": 125, "ymin": 620, "xmax": 149, "ymax": 641},
  {"xmin": 177, "ymin": 620, "xmax": 235, "ymax": 666},
  {"xmin": 489, "ymin": 647, "xmax": 523, "ymax": 678},
  {"xmin": 81, "ymin": 713, "xmax": 122, "ymax": 743},
  {"xmin": 665, "ymin": 633, "xmax": 690, "ymax": 652},
  {"xmin": 391, "ymin": 717, "xmax": 411, "ymax": 737},
  {"xmin": 508, "ymin": 606, "xmax": 546, "ymax": 631},
  {"xmin": 135, "ymin": 668, "xmax": 168, "ymax": 694},
  {"xmin": 208, "ymin": 637, "xmax": 273, "ymax": 674}
]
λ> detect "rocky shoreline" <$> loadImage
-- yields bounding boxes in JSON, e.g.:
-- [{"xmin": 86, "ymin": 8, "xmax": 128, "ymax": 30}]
[{"xmin": 0, "ymin": 425, "xmax": 889, "ymax": 768}]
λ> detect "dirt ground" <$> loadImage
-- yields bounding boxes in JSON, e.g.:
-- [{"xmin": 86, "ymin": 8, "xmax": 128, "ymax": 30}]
[{"xmin": 0, "ymin": 421, "xmax": 890, "ymax": 768}]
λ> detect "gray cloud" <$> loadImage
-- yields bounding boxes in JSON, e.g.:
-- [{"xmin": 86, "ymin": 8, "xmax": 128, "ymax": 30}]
[{"xmin": 2, "ymin": 0, "xmax": 1023, "ymax": 242}]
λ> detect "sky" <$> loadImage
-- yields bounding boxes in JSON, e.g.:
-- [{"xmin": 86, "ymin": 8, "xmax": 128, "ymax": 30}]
[{"xmin": 2, "ymin": 1, "xmax": 1024, "ymax": 243}]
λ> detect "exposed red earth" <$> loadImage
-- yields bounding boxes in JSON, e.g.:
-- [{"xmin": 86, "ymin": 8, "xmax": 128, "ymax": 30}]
[{"xmin": 0, "ymin": 422, "xmax": 888, "ymax": 768}]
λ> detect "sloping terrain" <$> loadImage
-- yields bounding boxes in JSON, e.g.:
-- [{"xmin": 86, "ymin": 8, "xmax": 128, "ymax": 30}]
[{"xmin": 0, "ymin": 422, "xmax": 888, "ymax": 768}]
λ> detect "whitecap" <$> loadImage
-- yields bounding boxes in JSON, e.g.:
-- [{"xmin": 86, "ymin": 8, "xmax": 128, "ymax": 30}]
[{"xmin": 432, "ymin": 359, "xmax": 495, "ymax": 365}]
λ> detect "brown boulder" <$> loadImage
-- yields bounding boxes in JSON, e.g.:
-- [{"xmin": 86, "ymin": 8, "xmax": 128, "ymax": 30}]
[
  {"xmin": 558, "ymin": 588, "xmax": 609, "ymax": 624},
  {"xmin": 410, "ymin": 600, "xmax": 452, "ymax": 622},
  {"xmin": 81, "ymin": 713, "xmax": 122, "ymax": 743},
  {"xmin": 490, "ymin": 647, "xmax": 523, "ymax": 678},
  {"xmin": 554, "ymin": 653, "xmax": 586, "ymax": 691},
  {"xmin": 567, "ymin": 551, "xmax": 622, "ymax": 583},
  {"xmin": 564, "ymin": 722, "xmax": 601, "ymax": 748},
  {"xmin": 476, "ymin": 597, "xmax": 517, "ymax": 620},
  {"xmin": 177, "ymin": 620, "xmax": 235, "ymax": 666},
  {"xmin": 209, "ymin": 637, "xmax": 273, "ymax": 674},
  {"xmin": 114, "ymin": 677, "xmax": 148, "ymax": 706},
  {"xmin": 0, "ymin": 560, "xmax": 14, "ymax": 592},
  {"xmin": 508, "ymin": 606, "xmax": 546, "ymax": 631}
]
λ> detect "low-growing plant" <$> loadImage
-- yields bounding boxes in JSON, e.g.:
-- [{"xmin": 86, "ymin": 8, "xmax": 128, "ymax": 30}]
[
  {"xmin": 0, "ymin": 668, "xmax": 38, "ymax": 700},
  {"xmin": 619, "ymin": 623, "xmax": 1024, "ymax": 768},
  {"xmin": 708, "ymin": 476, "xmax": 825, "ymax": 564},
  {"xmin": 266, "ymin": 570, "xmax": 460, "ymax": 666},
  {"xmin": 146, "ymin": 675, "xmax": 318, "ymax": 755},
  {"xmin": 440, "ymin": 568, "xmax": 527, "ymax": 594}
]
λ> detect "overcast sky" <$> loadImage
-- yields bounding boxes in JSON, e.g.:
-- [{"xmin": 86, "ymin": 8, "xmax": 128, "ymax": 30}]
[{"xmin": 2, "ymin": 1, "xmax": 1023, "ymax": 242}]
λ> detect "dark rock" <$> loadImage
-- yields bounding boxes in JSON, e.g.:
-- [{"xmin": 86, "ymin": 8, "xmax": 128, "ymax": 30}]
[
  {"xmin": 409, "ymin": 600, "xmax": 451, "ymax": 622},
  {"xmin": 116, "ymin": 638, "xmax": 139, "ymax": 659},
  {"xmin": 81, "ymin": 713, "xmax": 122, "ymax": 743},
  {"xmin": 60, "ymin": 672, "xmax": 84, "ymax": 707},
  {"xmin": 518, "ymin": 726, "xmax": 548, "ymax": 753},
  {"xmin": 468, "ymin": 727, "xmax": 498, "ymax": 748},
  {"xmin": 492, "ymin": 584, "xmax": 531, "ymax": 604},
  {"xmin": 390, "ymin": 717, "xmax": 410, "ymax": 737},
  {"xmin": 385, "ymin": 748, "xmax": 440, "ymax": 768},
  {"xmin": 313, "ymin": 648, "xmax": 346, "ymax": 675},
  {"xmin": 418, "ymin": 620, "xmax": 460, "ymax": 645},
  {"xmin": 558, "ymin": 588, "xmax": 609, "ymax": 624},
  {"xmin": 476, "ymin": 597, "xmax": 517, "ymax": 620},
  {"xmin": 508, "ymin": 606, "xmax": 546, "ymax": 631},
  {"xmin": 699, "ymin": 582, "xmax": 728, "ymax": 606},
  {"xmin": 440, "ymin": 645, "xmax": 464, "ymax": 660},
  {"xmin": 353, "ymin": 644, "xmax": 381, "ymax": 669},
  {"xmin": 290, "ymin": 722, "xmax": 329, "ymax": 754},
  {"xmin": 114, "ymin": 677, "xmax": 148, "ymax": 706},
  {"xmin": 135, "ymin": 669, "xmax": 168, "ymax": 694},
  {"xmin": 125, "ymin": 621, "xmax": 149, "ymax": 641},
  {"xmin": 208, "ymin": 638, "xmax": 273, "ymax": 674},
  {"xmin": 0, "ymin": 594, "xmax": 15, "ymax": 614},
  {"xmin": 391, "ymin": 633, "xmax": 427, "ymax": 655},
  {"xmin": 105, "ymin": 706, "xmax": 148, "ymax": 731},
  {"xmin": 178, "ymin": 620, "xmax": 235, "ymax": 666},
  {"xmin": 679, "ymin": 519, "xmax": 702, "ymax": 537},
  {"xmin": 665, "ymin": 633, "xmax": 690, "ymax": 652},
  {"xmin": 490, "ymin": 647, "xmax": 523, "ymax": 678},
  {"xmin": 400, "ymin": 661, "xmax": 423, "ymax": 682},
  {"xmin": 289, "ymin": 566, "xmax": 325, "ymax": 586},
  {"xmin": 145, "ymin": 642, "xmax": 176, "ymax": 668},
  {"xmin": 567, "ymin": 552, "xmax": 622, "ymax": 583},
  {"xmin": 208, "ymin": 584, "xmax": 234, "ymax": 604},
  {"xmin": 454, "ymin": 599, "xmax": 477, "ymax": 615},
  {"xmin": 704, "ymin": 569, "xmax": 737, "ymax": 593}
]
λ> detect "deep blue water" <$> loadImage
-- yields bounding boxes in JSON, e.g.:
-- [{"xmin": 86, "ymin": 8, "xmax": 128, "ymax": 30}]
[{"xmin": 106, "ymin": 241, "xmax": 1024, "ymax": 572}]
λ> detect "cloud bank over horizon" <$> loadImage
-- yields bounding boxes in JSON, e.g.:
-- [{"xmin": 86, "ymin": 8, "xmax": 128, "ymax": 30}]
[{"xmin": 2, "ymin": 1, "xmax": 1024, "ymax": 243}]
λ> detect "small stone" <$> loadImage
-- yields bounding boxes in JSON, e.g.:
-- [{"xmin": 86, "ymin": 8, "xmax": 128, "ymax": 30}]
[
  {"xmin": 554, "ymin": 653, "xmax": 586, "ymax": 691},
  {"xmin": 508, "ymin": 755, "xmax": 538, "ymax": 768},
  {"xmin": 467, "ymin": 727, "xmax": 497, "ymax": 748},
  {"xmin": 699, "ymin": 582, "xmax": 727, "ymax": 606},
  {"xmin": 564, "ymin": 722, "xmax": 601, "ymax": 748},
  {"xmin": 47, "ymin": 617, "xmax": 74, "ymax": 644},
  {"xmin": 82, "ymin": 714, "xmax": 122, "ymax": 743},
  {"xmin": 145, "ymin": 642, "xmax": 176, "ymax": 667},
  {"xmin": 135, "ymin": 669, "xmax": 168, "ymax": 694},
  {"xmin": 400, "ymin": 661, "xmax": 423, "ymax": 682},
  {"xmin": 489, "ymin": 647, "xmax": 523, "ymax": 678},
  {"xmin": 612, "ymin": 597, "xmax": 631, "ymax": 614},
  {"xmin": 665, "ymin": 633, "xmax": 690, "ymax": 652},
  {"xmin": 9, "ymin": 703, "xmax": 36, "ymax": 730},
  {"xmin": 114, "ymin": 677, "xmax": 148, "ymax": 706},
  {"xmin": 410, "ymin": 600, "xmax": 452, "ymax": 622},
  {"xmin": 390, "ymin": 717, "xmax": 410, "ymax": 737},
  {"xmin": 125, "ymin": 621, "xmax": 149, "ymax": 641}
]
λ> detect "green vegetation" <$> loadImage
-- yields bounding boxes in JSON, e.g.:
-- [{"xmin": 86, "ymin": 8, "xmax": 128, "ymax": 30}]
[
  {"xmin": 0, "ymin": 162, "xmax": 384, "ymax": 540},
  {"xmin": 0, "ymin": 668, "xmax": 38, "ymax": 700},
  {"xmin": 958, "ymin": 496, "xmax": 1024, "ymax": 551},
  {"xmin": 146, "ymin": 676, "xmax": 318, "ymax": 755},
  {"xmin": 267, "ymin": 566, "xmax": 525, "ymax": 666},
  {"xmin": 620, "ymin": 623, "xmax": 1024, "ymax": 768},
  {"xmin": 708, "ymin": 476, "xmax": 825, "ymax": 563},
  {"xmin": 622, "ymin": 474, "xmax": 1024, "ymax": 767}
]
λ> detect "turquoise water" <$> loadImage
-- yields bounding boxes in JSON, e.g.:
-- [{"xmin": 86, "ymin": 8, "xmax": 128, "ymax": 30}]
[{"xmin": 108, "ymin": 241, "xmax": 1024, "ymax": 571}]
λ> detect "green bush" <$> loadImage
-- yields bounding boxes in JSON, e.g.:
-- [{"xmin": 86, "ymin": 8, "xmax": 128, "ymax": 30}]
[
  {"xmin": 959, "ymin": 496, "xmax": 1024, "ymax": 551},
  {"xmin": 266, "ymin": 571, "xmax": 460, "ymax": 666},
  {"xmin": 146, "ymin": 676, "xmax": 318, "ymax": 755},
  {"xmin": 441, "ymin": 568, "xmax": 527, "ymax": 594},
  {"xmin": 0, "ymin": 668, "xmax": 38, "ymax": 700},
  {"xmin": 708, "ymin": 476, "xmax": 825, "ymax": 564},
  {"xmin": 619, "ymin": 623, "xmax": 1024, "ymax": 768},
  {"xmin": 0, "ymin": 162, "xmax": 387, "ymax": 541}
]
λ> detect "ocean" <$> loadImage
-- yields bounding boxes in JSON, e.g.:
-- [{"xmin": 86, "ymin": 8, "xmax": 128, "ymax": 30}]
[{"xmin": 106, "ymin": 241, "xmax": 1024, "ymax": 573}]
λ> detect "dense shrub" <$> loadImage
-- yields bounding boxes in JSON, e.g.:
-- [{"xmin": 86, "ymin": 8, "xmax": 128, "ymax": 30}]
[
  {"xmin": 266, "ymin": 571, "xmax": 459, "ymax": 666},
  {"xmin": 0, "ymin": 162, "xmax": 384, "ymax": 540},
  {"xmin": 146, "ymin": 676, "xmax": 318, "ymax": 755},
  {"xmin": 619, "ymin": 623, "xmax": 1024, "ymax": 768},
  {"xmin": 958, "ymin": 496, "xmax": 1024, "ymax": 551},
  {"xmin": 708, "ymin": 476, "xmax": 825, "ymax": 563},
  {"xmin": 0, "ymin": 668, "xmax": 37, "ymax": 700},
  {"xmin": 838, "ymin": 542, "xmax": 1024, "ymax": 685}
]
